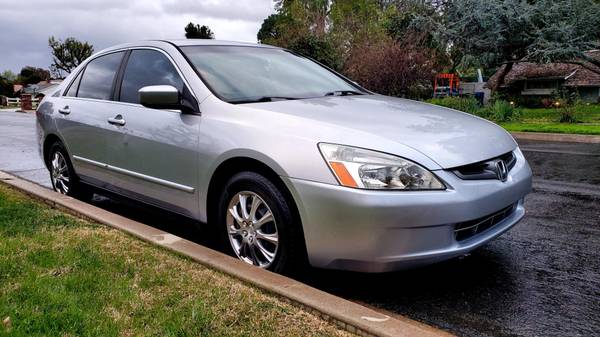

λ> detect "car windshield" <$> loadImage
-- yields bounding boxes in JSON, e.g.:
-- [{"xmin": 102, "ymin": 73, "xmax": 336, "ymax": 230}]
[{"xmin": 180, "ymin": 45, "xmax": 365, "ymax": 104}]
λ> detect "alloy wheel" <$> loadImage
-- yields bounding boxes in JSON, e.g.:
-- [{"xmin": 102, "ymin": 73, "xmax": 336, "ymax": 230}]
[
  {"xmin": 226, "ymin": 191, "xmax": 279, "ymax": 268},
  {"xmin": 51, "ymin": 151, "xmax": 70, "ymax": 194}
]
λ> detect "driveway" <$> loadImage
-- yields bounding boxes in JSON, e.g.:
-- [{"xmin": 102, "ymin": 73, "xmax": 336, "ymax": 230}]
[
  {"xmin": 0, "ymin": 111, "xmax": 50, "ymax": 187},
  {"xmin": 1, "ymin": 110, "xmax": 598, "ymax": 336}
]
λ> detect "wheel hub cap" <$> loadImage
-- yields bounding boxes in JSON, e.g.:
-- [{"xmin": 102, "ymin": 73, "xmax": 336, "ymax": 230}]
[
  {"xmin": 50, "ymin": 151, "xmax": 70, "ymax": 195},
  {"xmin": 226, "ymin": 191, "xmax": 278, "ymax": 268}
]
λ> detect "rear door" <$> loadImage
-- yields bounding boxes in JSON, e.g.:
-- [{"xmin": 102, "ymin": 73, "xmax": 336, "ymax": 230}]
[
  {"xmin": 56, "ymin": 51, "xmax": 126, "ymax": 186},
  {"xmin": 104, "ymin": 48, "xmax": 200, "ymax": 217}
]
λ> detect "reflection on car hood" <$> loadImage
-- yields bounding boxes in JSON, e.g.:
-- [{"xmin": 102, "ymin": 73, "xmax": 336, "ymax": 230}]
[{"xmin": 248, "ymin": 95, "xmax": 517, "ymax": 168}]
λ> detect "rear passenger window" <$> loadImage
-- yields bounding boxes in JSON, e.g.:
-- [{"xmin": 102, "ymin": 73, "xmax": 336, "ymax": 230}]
[
  {"xmin": 77, "ymin": 52, "xmax": 124, "ymax": 100},
  {"xmin": 119, "ymin": 50, "xmax": 184, "ymax": 104}
]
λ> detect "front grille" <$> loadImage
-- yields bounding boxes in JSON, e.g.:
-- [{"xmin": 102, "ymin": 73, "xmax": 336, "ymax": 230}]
[
  {"xmin": 452, "ymin": 151, "xmax": 516, "ymax": 180},
  {"xmin": 454, "ymin": 203, "xmax": 517, "ymax": 242}
]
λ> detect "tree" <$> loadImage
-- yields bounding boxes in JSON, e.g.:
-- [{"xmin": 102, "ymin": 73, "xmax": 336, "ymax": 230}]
[
  {"xmin": 329, "ymin": 0, "xmax": 386, "ymax": 51},
  {"xmin": 343, "ymin": 37, "xmax": 439, "ymax": 98},
  {"xmin": 380, "ymin": 1, "xmax": 450, "ymax": 69},
  {"xmin": 289, "ymin": 35, "xmax": 342, "ymax": 70},
  {"xmin": 184, "ymin": 23, "xmax": 215, "ymax": 39},
  {"xmin": 260, "ymin": 1, "xmax": 317, "ymax": 47},
  {"xmin": 0, "ymin": 70, "xmax": 18, "ymax": 97},
  {"xmin": 0, "ymin": 77, "xmax": 12, "ymax": 97},
  {"xmin": 442, "ymin": 0, "xmax": 600, "ymax": 90},
  {"xmin": 276, "ymin": 0, "xmax": 330, "ymax": 37},
  {"xmin": 257, "ymin": 13, "xmax": 286, "ymax": 43},
  {"xmin": 257, "ymin": 3, "xmax": 341, "ymax": 69},
  {"xmin": 1, "ymin": 70, "xmax": 16, "ymax": 82},
  {"xmin": 48, "ymin": 36, "xmax": 94, "ymax": 77},
  {"xmin": 381, "ymin": 1, "xmax": 443, "ymax": 47},
  {"xmin": 529, "ymin": 0, "xmax": 600, "ymax": 67},
  {"xmin": 256, "ymin": 0, "xmax": 442, "ymax": 98},
  {"xmin": 18, "ymin": 66, "xmax": 50, "ymax": 85}
]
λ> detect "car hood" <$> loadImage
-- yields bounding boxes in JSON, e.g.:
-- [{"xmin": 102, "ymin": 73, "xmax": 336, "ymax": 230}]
[{"xmin": 247, "ymin": 95, "xmax": 517, "ymax": 169}]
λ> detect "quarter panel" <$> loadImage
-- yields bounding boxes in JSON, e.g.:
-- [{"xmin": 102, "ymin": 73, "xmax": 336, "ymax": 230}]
[{"xmin": 36, "ymin": 100, "xmax": 59, "ymax": 163}]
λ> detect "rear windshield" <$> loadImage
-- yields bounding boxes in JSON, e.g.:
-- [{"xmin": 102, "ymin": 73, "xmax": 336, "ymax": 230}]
[{"xmin": 180, "ymin": 46, "xmax": 364, "ymax": 103}]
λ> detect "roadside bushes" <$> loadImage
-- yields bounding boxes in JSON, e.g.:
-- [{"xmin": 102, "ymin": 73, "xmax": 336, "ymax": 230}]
[
  {"xmin": 554, "ymin": 88, "xmax": 580, "ymax": 123},
  {"xmin": 426, "ymin": 96, "xmax": 480, "ymax": 115},
  {"xmin": 426, "ymin": 97, "xmax": 521, "ymax": 122},
  {"xmin": 343, "ymin": 39, "xmax": 438, "ymax": 98},
  {"xmin": 481, "ymin": 100, "xmax": 522, "ymax": 122}
]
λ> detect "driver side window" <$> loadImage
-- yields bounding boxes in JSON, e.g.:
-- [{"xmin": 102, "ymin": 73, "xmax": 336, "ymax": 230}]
[{"xmin": 119, "ymin": 49, "xmax": 184, "ymax": 104}]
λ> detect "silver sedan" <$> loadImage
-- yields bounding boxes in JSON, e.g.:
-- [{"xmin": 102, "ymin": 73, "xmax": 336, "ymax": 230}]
[{"xmin": 36, "ymin": 40, "xmax": 532, "ymax": 273}]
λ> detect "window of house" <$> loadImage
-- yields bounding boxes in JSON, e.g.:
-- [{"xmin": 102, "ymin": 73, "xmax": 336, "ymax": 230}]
[{"xmin": 526, "ymin": 80, "xmax": 557, "ymax": 89}]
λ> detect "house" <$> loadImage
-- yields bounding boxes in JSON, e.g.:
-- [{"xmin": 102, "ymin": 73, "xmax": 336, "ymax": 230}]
[{"xmin": 487, "ymin": 50, "xmax": 600, "ymax": 106}]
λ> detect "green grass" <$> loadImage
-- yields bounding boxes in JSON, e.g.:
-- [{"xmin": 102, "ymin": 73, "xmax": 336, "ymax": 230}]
[
  {"xmin": 0, "ymin": 184, "xmax": 351, "ymax": 337},
  {"xmin": 500, "ymin": 122, "xmax": 600, "ymax": 135},
  {"xmin": 500, "ymin": 105, "xmax": 600, "ymax": 135},
  {"xmin": 427, "ymin": 97, "xmax": 600, "ymax": 135}
]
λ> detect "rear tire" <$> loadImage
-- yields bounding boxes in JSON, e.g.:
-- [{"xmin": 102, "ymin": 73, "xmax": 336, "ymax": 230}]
[
  {"xmin": 217, "ymin": 171, "xmax": 304, "ymax": 274},
  {"xmin": 47, "ymin": 141, "xmax": 94, "ymax": 201}
]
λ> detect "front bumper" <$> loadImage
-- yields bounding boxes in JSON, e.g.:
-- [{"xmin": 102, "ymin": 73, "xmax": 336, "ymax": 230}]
[{"xmin": 283, "ymin": 150, "xmax": 532, "ymax": 272}]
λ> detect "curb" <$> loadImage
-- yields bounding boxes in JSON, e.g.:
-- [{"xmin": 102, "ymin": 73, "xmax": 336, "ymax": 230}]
[
  {"xmin": 511, "ymin": 131, "xmax": 600, "ymax": 144},
  {"xmin": 0, "ymin": 171, "xmax": 452, "ymax": 337}
]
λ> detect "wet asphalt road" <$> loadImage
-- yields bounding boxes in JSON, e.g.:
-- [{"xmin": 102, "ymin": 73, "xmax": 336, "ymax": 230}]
[{"xmin": 1, "ymin": 111, "xmax": 599, "ymax": 337}]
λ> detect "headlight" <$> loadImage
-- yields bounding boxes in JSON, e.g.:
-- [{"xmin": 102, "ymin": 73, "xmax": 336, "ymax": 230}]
[{"xmin": 318, "ymin": 143, "xmax": 445, "ymax": 190}]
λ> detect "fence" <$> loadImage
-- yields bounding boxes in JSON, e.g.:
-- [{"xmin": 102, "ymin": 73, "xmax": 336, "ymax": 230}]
[
  {"xmin": 6, "ymin": 97, "xmax": 20, "ymax": 105},
  {"xmin": 2, "ymin": 97, "xmax": 39, "ymax": 109}
]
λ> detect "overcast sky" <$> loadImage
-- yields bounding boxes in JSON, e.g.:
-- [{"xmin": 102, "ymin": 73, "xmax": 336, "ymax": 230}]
[{"xmin": 0, "ymin": 0, "xmax": 275, "ymax": 73}]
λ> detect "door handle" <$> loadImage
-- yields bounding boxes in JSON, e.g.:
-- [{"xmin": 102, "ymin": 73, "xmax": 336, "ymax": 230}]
[
  {"xmin": 58, "ymin": 106, "xmax": 70, "ymax": 115},
  {"xmin": 107, "ymin": 114, "xmax": 126, "ymax": 126}
]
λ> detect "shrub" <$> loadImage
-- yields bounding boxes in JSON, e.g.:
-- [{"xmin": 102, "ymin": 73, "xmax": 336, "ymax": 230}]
[
  {"xmin": 558, "ymin": 103, "xmax": 578, "ymax": 123},
  {"xmin": 481, "ymin": 100, "xmax": 522, "ymax": 122},
  {"xmin": 426, "ymin": 97, "xmax": 522, "ymax": 122},
  {"xmin": 343, "ymin": 38, "xmax": 439, "ymax": 99},
  {"xmin": 541, "ymin": 98, "xmax": 554, "ymax": 108},
  {"xmin": 426, "ymin": 96, "xmax": 481, "ymax": 115}
]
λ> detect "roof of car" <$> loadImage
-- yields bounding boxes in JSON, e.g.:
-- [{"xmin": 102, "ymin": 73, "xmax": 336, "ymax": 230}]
[
  {"xmin": 166, "ymin": 39, "xmax": 273, "ymax": 48},
  {"xmin": 93, "ymin": 40, "xmax": 278, "ymax": 60}
]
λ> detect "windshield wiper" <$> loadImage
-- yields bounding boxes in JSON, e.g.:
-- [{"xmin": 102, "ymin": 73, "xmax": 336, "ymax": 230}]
[
  {"xmin": 229, "ymin": 96, "xmax": 299, "ymax": 104},
  {"xmin": 324, "ymin": 90, "xmax": 364, "ymax": 97}
]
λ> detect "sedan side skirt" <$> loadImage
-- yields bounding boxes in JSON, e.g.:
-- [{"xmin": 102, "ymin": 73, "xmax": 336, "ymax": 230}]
[{"xmin": 72, "ymin": 155, "xmax": 195, "ymax": 193}]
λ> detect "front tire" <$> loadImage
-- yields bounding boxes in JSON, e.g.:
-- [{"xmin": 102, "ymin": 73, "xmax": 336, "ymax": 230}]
[
  {"xmin": 48, "ymin": 142, "xmax": 93, "ymax": 201},
  {"xmin": 217, "ymin": 171, "xmax": 303, "ymax": 274}
]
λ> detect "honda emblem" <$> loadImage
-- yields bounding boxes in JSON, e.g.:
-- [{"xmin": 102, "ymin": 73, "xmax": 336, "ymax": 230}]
[{"xmin": 495, "ymin": 160, "xmax": 508, "ymax": 182}]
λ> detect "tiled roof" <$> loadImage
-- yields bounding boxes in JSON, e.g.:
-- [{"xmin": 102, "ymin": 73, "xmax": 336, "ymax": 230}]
[{"xmin": 487, "ymin": 51, "xmax": 600, "ymax": 88}]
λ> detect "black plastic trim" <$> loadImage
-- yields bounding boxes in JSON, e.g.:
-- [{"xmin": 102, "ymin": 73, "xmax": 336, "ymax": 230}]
[
  {"xmin": 62, "ymin": 67, "xmax": 85, "ymax": 97},
  {"xmin": 113, "ymin": 49, "xmax": 131, "ymax": 101},
  {"xmin": 451, "ymin": 151, "xmax": 516, "ymax": 181}
]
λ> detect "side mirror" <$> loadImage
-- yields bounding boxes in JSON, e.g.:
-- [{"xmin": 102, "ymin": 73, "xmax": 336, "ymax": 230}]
[{"xmin": 139, "ymin": 85, "xmax": 181, "ymax": 110}]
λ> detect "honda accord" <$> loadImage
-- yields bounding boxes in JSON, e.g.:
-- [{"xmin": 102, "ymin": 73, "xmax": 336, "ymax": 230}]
[{"xmin": 36, "ymin": 40, "xmax": 532, "ymax": 273}]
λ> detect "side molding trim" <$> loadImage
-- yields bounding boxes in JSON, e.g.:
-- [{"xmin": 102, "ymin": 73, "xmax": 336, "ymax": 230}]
[{"xmin": 73, "ymin": 155, "xmax": 195, "ymax": 193}]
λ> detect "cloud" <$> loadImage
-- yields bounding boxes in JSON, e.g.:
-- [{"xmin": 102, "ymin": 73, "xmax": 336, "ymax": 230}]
[
  {"xmin": 161, "ymin": 0, "xmax": 273, "ymax": 22},
  {"xmin": 0, "ymin": 0, "xmax": 274, "ymax": 73}
]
